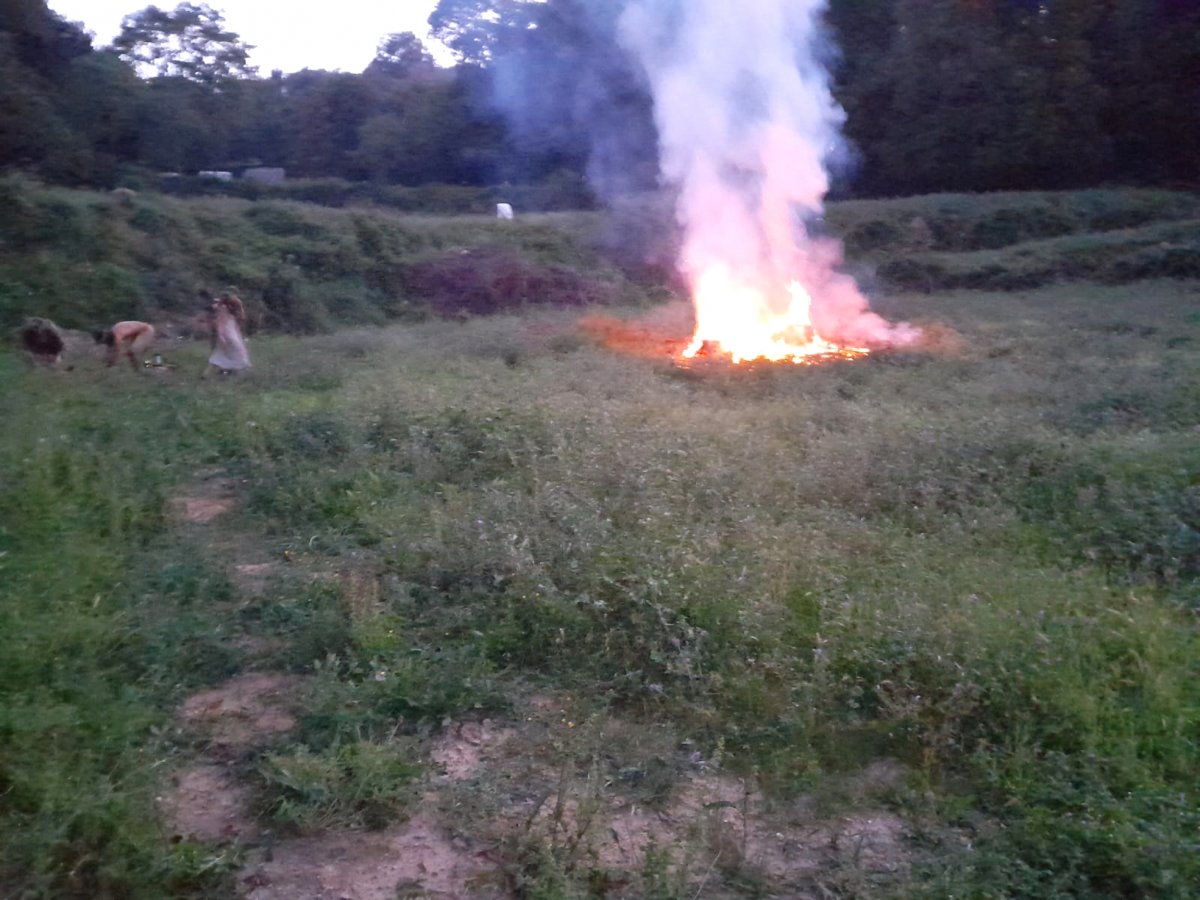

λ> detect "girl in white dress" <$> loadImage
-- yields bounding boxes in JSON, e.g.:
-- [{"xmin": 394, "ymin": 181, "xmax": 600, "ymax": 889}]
[{"xmin": 204, "ymin": 291, "xmax": 251, "ymax": 375}]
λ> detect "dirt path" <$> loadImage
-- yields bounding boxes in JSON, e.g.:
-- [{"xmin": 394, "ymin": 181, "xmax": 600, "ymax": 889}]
[{"xmin": 157, "ymin": 470, "xmax": 918, "ymax": 898}]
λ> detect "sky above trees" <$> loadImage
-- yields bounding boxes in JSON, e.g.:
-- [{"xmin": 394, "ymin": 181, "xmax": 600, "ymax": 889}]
[{"xmin": 45, "ymin": 0, "xmax": 452, "ymax": 73}]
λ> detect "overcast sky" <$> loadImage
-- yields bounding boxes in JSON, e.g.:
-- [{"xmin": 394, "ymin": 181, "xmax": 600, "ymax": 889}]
[{"xmin": 46, "ymin": 1, "xmax": 453, "ymax": 73}]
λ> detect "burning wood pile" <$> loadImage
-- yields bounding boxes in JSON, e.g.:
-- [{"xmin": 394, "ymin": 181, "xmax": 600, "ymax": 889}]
[{"xmin": 618, "ymin": 0, "xmax": 919, "ymax": 366}]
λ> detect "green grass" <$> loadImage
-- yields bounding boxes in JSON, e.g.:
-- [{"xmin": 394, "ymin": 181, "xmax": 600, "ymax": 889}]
[
  {"xmin": 0, "ymin": 362, "xmax": 254, "ymax": 897},
  {"xmin": 828, "ymin": 188, "xmax": 1200, "ymax": 253},
  {"xmin": 4, "ymin": 176, "xmax": 1197, "ymax": 337},
  {"xmin": 1, "ymin": 192, "xmax": 1198, "ymax": 896},
  {"xmin": 0, "ymin": 174, "xmax": 628, "ymax": 335}
]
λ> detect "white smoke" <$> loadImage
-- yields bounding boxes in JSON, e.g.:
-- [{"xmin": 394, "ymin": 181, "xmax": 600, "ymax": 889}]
[{"xmin": 618, "ymin": 0, "xmax": 918, "ymax": 348}]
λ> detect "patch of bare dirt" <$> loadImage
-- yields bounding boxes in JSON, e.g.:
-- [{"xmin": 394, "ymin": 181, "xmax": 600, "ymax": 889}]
[
  {"xmin": 159, "ymin": 764, "xmax": 260, "ymax": 843},
  {"xmin": 831, "ymin": 812, "xmax": 910, "ymax": 875},
  {"xmin": 233, "ymin": 561, "xmax": 279, "ymax": 596},
  {"xmin": 229, "ymin": 716, "xmax": 520, "ymax": 896},
  {"xmin": 480, "ymin": 759, "xmax": 911, "ymax": 894},
  {"xmin": 605, "ymin": 772, "xmax": 910, "ymax": 881},
  {"xmin": 240, "ymin": 814, "xmax": 503, "ymax": 900},
  {"xmin": 180, "ymin": 672, "xmax": 302, "ymax": 749},
  {"xmin": 171, "ymin": 470, "xmax": 241, "ymax": 524},
  {"xmin": 431, "ymin": 720, "xmax": 517, "ymax": 782},
  {"xmin": 173, "ymin": 494, "xmax": 236, "ymax": 523}
]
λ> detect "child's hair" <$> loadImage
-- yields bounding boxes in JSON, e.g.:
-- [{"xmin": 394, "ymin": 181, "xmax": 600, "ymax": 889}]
[
  {"xmin": 92, "ymin": 329, "xmax": 115, "ymax": 347},
  {"xmin": 219, "ymin": 292, "xmax": 246, "ymax": 325}
]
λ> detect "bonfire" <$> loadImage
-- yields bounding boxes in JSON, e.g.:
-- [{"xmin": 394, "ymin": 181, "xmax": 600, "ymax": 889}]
[
  {"xmin": 619, "ymin": 0, "xmax": 918, "ymax": 366},
  {"xmin": 682, "ymin": 267, "xmax": 869, "ymax": 365}
]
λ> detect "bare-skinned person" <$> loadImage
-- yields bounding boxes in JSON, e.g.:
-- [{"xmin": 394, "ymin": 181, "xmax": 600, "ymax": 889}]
[{"xmin": 93, "ymin": 320, "xmax": 156, "ymax": 371}]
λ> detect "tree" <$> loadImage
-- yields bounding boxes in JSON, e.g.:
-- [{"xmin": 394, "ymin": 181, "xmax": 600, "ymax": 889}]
[
  {"xmin": 223, "ymin": 74, "xmax": 290, "ymax": 168},
  {"xmin": 135, "ymin": 76, "xmax": 223, "ymax": 171},
  {"xmin": 868, "ymin": 0, "xmax": 1030, "ymax": 193},
  {"xmin": 365, "ymin": 32, "xmax": 436, "ymax": 78},
  {"xmin": 284, "ymin": 71, "xmax": 375, "ymax": 177},
  {"xmin": 0, "ymin": 2, "xmax": 94, "ymax": 180},
  {"xmin": 113, "ymin": 3, "xmax": 255, "ymax": 84},
  {"xmin": 1001, "ymin": 0, "xmax": 1112, "ymax": 187},
  {"xmin": 0, "ymin": 35, "xmax": 75, "ymax": 172},
  {"xmin": 1087, "ymin": 0, "xmax": 1200, "ymax": 183},
  {"xmin": 0, "ymin": 0, "xmax": 92, "ymax": 77},
  {"xmin": 428, "ymin": 0, "xmax": 535, "ymax": 66},
  {"xmin": 429, "ymin": 0, "xmax": 656, "ymax": 191},
  {"xmin": 60, "ymin": 51, "xmax": 145, "ymax": 184}
]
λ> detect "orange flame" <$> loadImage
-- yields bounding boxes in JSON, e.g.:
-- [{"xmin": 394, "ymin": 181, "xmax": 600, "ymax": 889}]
[{"xmin": 681, "ymin": 266, "xmax": 867, "ymax": 364}]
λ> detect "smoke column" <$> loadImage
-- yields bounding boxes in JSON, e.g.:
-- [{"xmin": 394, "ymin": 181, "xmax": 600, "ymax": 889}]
[{"xmin": 618, "ymin": 0, "xmax": 918, "ymax": 349}]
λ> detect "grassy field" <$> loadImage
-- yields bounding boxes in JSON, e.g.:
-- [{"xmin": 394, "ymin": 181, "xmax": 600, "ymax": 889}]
[{"xmin": 2, "ymin": 191, "xmax": 1199, "ymax": 898}]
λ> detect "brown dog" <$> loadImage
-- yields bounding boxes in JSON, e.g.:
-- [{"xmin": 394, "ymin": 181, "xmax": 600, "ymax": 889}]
[{"xmin": 94, "ymin": 321, "xmax": 156, "ymax": 370}]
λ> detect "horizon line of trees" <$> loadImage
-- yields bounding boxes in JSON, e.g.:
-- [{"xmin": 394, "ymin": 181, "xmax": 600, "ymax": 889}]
[{"xmin": 1, "ymin": 0, "xmax": 1196, "ymax": 202}]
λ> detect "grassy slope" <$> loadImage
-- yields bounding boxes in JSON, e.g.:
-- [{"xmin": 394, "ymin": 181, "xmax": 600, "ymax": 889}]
[
  {"xmin": 3, "ymin": 176, "xmax": 1198, "ymax": 336},
  {"xmin": 1, "ymin": 188, "xmax": 1198, "ymax": 897},
  {"xmin": 827, "ymin": 189, "xmax": 1200, "ymax": 291},
  {"xmin": 0, "ymin": 174, "xmax": 619, "ymax": 335}
]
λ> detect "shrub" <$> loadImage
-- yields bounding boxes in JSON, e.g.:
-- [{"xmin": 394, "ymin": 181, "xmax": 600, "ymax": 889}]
[
  {"xmin": 405, "ymin": 247, "xmax": 617, "ymax": 317},
  {"xmin": 259, "ymin": 740, "xmax": 421, "ymax": 832}
]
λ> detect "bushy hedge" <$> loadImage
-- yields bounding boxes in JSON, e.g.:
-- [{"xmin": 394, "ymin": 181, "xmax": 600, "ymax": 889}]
[
  {"xmin": 876, "ymin": 221, "xmax": 1200, "ymax": 292},
  {"xmin": 153, "ymin": 169, "xmax": 596, "ymax": 215},
  {"xmin": 831, "ymin": 189, "xmax": 1200, "ymax": 255}
]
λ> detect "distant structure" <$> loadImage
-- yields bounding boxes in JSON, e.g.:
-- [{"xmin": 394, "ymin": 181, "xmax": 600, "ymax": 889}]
[
  {"xmin": 243, "ymin": 167, "xmax": 286, "ymax": 185},
  {"xmin": 198, "ymin": 170, "xmax": 233, "ymax": 181},
  {"xmin": 496, "ymin": 202, "xmax": 514, "ymax": 220}
]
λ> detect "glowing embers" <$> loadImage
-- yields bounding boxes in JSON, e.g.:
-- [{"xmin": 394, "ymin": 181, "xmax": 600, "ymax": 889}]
[{"xmin": 680, "ymin": 266, "xmax": 868, "ymax": 365}]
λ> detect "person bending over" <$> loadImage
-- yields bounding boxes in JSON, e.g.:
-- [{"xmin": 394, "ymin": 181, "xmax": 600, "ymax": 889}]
[{"xmin": 94, "ymin": 320, "xmax": 156, "ymax": 371}]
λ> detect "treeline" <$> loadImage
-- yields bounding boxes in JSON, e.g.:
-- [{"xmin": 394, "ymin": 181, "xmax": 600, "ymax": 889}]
[
  {"xmin": 1, "ymin": 0, "xmax": 1197, "ymax": 201},
  {"xmin": 0, "ymin": 2, "xmax": 520, "ymax": 193}
]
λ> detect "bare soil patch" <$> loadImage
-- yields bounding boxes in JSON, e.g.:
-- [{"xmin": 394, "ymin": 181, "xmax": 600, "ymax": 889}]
[
  {"xmin": 233, "ymin": 561, "xmax": 280, "ymax": 596},
  {"xmin": 159, "ymin": 764, "xmax": 260, "ymax": 843},
  {"xmin": 446, "ymin": 705, "xmax": 914, "ymax": 893},
  {"xmin": 614, "ymin": 771, "xmax": 910, "ymax": 882},
  {"xmin": 173, "ymin": 494, "xmax": 236, "ymax": 523},
  {"xmin": 240, "ymin": 814, "xmax": 501, "ymax": 900},
  {"xmin": 431, "ymin": 720, "xmax": 517, "ymax": 782},
  {"xmin": 163, "ymin": 674, "xmax": 304, "ymax": 852},
  {"xmin": 179, "ymin": 672, "xmax": 302, "ymax": 749},
  {"xmin": 491, "ymin": 770, "xmax": 910, "ymax": 892},
  {"xmin": 171, "ymin": 470, "xmax": 241, "ymax": 524}
]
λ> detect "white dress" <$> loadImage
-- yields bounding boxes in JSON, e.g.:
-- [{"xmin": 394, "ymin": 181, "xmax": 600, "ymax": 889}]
[{"xmin": 209, "ymin": 308, "xmax": 251, "ymax": 370}]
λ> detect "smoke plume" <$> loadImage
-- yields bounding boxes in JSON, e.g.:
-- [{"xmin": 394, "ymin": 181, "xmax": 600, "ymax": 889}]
[{"xmin": 618, "ymin": 0, "xmax": 918, "ymax": 348}]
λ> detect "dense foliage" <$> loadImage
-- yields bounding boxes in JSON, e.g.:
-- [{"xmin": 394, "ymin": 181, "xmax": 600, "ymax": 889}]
[{"xmin": 1, "ymin": 0, "xmax": 1197, "ymax": 198}]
